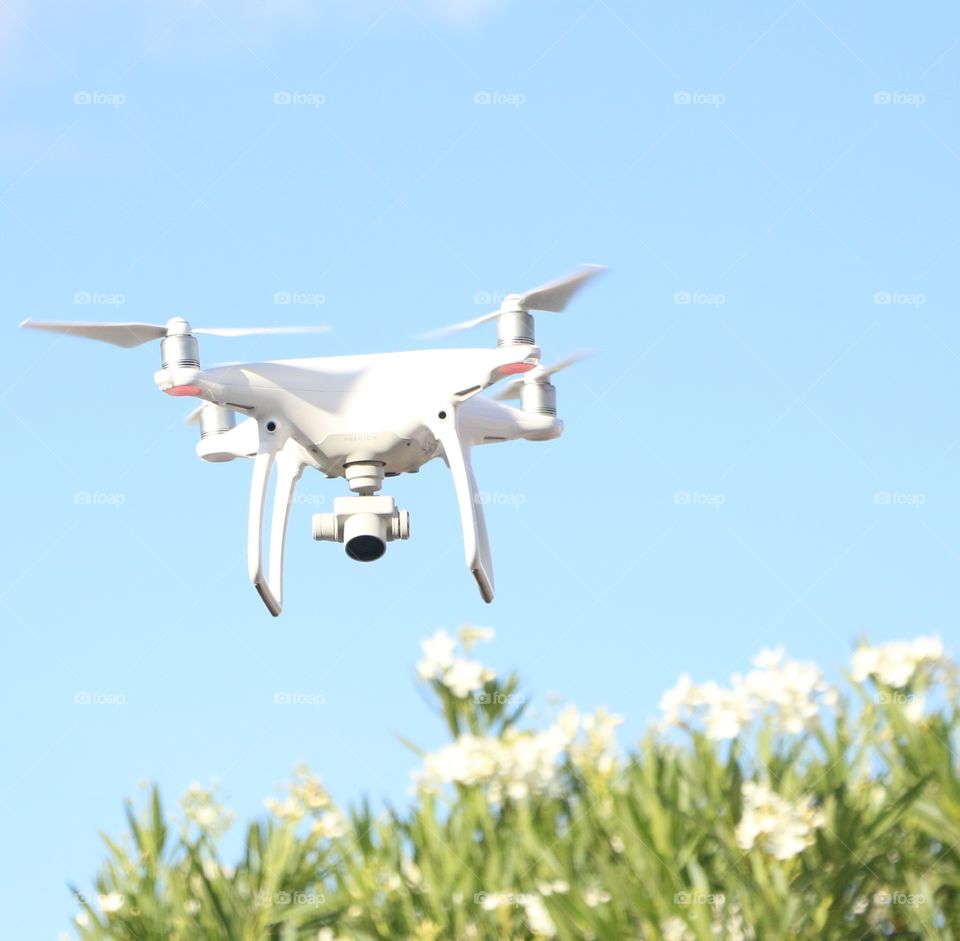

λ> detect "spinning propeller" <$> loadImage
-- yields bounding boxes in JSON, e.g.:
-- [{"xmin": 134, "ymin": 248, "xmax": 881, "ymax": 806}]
[
  {"xmin": 19, "ymin": 318, "xmax": 331, "ymax": 349},
  {"xmin": 492, "ymin": 349, "xmax": 596, "ymax": 401},
  {"xmin": 423, "ymin": 264, "xmax": 605, "ymax": 339}
]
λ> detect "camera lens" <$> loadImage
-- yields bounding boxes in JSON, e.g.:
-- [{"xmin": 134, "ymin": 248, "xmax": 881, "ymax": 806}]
[
  {"xmin": 342, "ymin": 512, "xmax": 388, "ymax": 562},
  {"xmin": 345, "ymin": 534, "xmax": 386, "ymax": 562}
]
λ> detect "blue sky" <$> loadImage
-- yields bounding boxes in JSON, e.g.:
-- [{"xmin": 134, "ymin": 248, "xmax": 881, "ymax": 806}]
[{"xmin": 2, "ymin": 0, "xmax": 959, "ymax": 934}]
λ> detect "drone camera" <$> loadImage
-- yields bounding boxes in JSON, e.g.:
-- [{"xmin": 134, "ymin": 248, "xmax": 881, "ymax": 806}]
[{"xmin": 313, "ymin": 495, "xmax": 410, "ymax": 562}]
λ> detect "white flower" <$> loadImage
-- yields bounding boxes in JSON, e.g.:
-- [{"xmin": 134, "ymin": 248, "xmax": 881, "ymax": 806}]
[
  {"xmin": 415, "ymin": 717, "xmax": 575, "ymax": 803},
  {"xmin": 660, "ymin": 648, "xmax": 837, "ymax": 740},
  {"xmin": 553, "ymin": 705, "xmax": 579, "ymax": 743},
  {"xmin": 582, "ymin": 707, "xmax": 623, "ymax": 748},
  {"xmin": 75, "ymin": 911, "xmax": 90, "ymax": 927},
  {"xmin": 264, "ymin": 796, "xmax": 305, "ymax": 824},
  {"xmin": 443, "ymin": 657, "xmax": 495, "ymax": 698},
  {"xmin": 661, "ymin": 916, "xmax": 695, "ymax": 941},
  {"xmin": 416, "ymin": 630, "xmax": 457, "ymax": 680},
  {"xmin": 658, "ymin": 674, "xmax": 696, "ymax": 726},
  {"xmin": 583, "ymin": 886, "xmax": 611, "ymax": 907},
  {"xmin": 735, "ymin": 781, "xmax": 824, "ymax": 860},
  {"xmin": 904, "ymin": 693, "xmax": 925, "ymax": 723},
  {"xmin": 851, "ymin": 636, "xmax": 947, "ymax": 688},
  {"xmin": 311, "ymin": 809, "xmax": 348, "ymax": 840},
  {"xmin": 458, "ymin": 624, "xmax": 495, "ymax": 651},
  {"xmin": 752, "ymin": 647, "xmax": 784, "ymax": 670},
  {"xmin": 703, "ymin": 685, "xmax": 754, "ymax": 741},
  {"xmin": 96, "ymin": 892, "xmax": 124, "ymax": 914},
  {"xmin": 184, "ymin": 898, "xmax": 201, "ymax": 915},
  {"xmin": 520, "ymin": 893, "xmax": 557, "ymax": 938}
]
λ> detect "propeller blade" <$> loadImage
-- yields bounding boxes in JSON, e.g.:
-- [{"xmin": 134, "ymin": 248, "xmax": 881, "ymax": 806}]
[
  {"xmin": 492, "ymin": 348, "xmax": 597, "ymax": 401},
  {"xmin": 421, "ymin": 264, "xmax": 606, "ymax": 338},
  {"xmin": 418, "ymin": 311, "xmax": 500, "ymax": 340},
  {"xmin": 21, "ymin": 319, "xmax": 333, "ymax": 348},
  {"xmin": 194, "ymin": 325, "xmax": 332, "ymax": 338},
  {"xmin": 519, "ymin": 264, "xmax": 606, "ymax": 313},
  {"xmin": 19, "ymin": 320, "xmax": 167, "ymax": 348},
  {"xmin": 540, "ymin": 348, "xmax": 597, "ymax": 379},
  {"xmin": 184, "ymin": 405, "xmax": 204, "ymax": 425},
  {"xmin": 492, "ymin": 379, "xmax": 524, "ymax": 402}
]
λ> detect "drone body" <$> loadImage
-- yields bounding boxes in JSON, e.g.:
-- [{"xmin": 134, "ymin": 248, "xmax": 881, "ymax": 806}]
[{"xmin": 21, "ymin": 265, "xmax": 604, "ymax": 615}]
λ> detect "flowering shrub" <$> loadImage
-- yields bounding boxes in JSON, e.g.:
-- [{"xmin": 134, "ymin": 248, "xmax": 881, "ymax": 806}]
[{"xmin": 67, "ymin": 630, "xmax": 960, "ymax": 940}]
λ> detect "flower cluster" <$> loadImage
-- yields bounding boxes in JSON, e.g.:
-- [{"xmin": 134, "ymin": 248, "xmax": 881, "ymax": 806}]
[
  {"xmin": 661, "ymin": 897, "xmax": 753, "ymax": 941},
  {"xmin": 659, "ymin": 648, "xmax": 836, "ymax": 741},
  {"xmin": 734, "ymin": 780, "xmax": 825, "ymax": 860},
  {"xmin": 179, "ymin": 780, "xmax": 234, "ymax": 836},
  {"xmin": 415, "ymin": 707, "xmax": 578, "ymax": 802},
  {"xmin": 416, "ymin": 627, "xmax": 496, "ymax": 698},
  {"xmin": 851, "ymin": 635, "xmax": 952, "ymax": 689},
  {"xmin": 264, "ymin": 763, "xmax": 346, "ymax": 838},
  {"xmin": 480, "ymin": 890, "xmax": 558, "ymax": 938}
]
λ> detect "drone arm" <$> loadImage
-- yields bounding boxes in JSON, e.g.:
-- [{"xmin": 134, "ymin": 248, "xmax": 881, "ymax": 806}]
[
  {"xmin": 247, "ymin": 433, "xmax": 304, "ymax": 617},
  {"xmin": 435, "ymin": 413, "xmax": 495, "ymax": 603}
]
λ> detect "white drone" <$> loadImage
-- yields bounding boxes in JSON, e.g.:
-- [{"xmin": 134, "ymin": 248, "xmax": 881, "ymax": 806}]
[{"xmin": 21, "ymin": 265, "xmax": 604, "ymax": 615}]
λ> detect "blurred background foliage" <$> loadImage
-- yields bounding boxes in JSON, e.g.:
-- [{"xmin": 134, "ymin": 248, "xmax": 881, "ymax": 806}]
[{"xmin": 67, "ymin": 630, "xmax": 960, "ymax": 940}]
